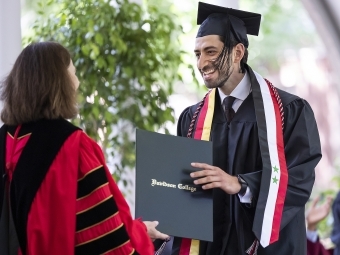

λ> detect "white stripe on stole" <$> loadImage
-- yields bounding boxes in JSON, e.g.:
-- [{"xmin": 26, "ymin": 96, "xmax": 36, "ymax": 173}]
[{"xmin": 253, "ymin": 71, "xmax": 281, "ymax": 247}]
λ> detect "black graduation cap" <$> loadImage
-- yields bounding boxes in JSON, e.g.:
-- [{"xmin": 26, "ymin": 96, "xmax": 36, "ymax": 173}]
[{"xmin": 196, "ymin": 2, "xmax": 261, "ymax": 48}]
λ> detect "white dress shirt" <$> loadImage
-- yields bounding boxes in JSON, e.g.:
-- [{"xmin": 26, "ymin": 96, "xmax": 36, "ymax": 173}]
[
  {"xmin": 217, "ymin": 70, "xmax": 251, "ymax": 112},
  {"xmin": 217, "ymin": 71, "xmax": 252, "ymax": 203}
]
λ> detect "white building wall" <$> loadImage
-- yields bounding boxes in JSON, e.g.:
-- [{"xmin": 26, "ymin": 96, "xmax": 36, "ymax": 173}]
[{"xmin": 0, "ymin": 0, "xmax": 22, "ymax": 124}]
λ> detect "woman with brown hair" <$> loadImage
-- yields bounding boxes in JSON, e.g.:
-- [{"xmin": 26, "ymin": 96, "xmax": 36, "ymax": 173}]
[{"xmin": 0, "ymin": 42, "xmax": 167, "ymax": 255}]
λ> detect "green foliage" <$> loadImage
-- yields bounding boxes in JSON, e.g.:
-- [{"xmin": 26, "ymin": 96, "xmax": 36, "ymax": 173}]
[{"xmin": 25, "ymin": 0, "xmax": 190, "ymax": 182}]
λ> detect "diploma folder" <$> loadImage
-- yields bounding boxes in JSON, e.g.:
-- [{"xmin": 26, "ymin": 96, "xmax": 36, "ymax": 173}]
[{"xmin": 135, "ymin": 129, "xmax": 213, "ymax": 242}]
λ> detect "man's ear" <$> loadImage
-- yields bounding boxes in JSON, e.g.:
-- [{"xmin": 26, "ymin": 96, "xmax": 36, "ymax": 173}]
[{"xmin": 234, "ymin": 43, "xmax": 245, "ymax": 63}]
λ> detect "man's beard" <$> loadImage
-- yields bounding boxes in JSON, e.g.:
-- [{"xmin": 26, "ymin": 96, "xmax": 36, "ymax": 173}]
[
  {"xmin": 202, "ymin": 64, "xmax": 233, "ymax": 89},
  {"xmin": 202, "ymin": 52, "xmax": 233, "ymax": 89}
]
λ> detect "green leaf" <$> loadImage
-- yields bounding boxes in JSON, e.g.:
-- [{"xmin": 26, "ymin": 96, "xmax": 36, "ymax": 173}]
[
  {"xmin": 95, "ymin": 33, "xmax": 104, "ymax": 46},
  {"xmin": 81, "ymin": 45, "xmax": 90, "ymax": 56}
]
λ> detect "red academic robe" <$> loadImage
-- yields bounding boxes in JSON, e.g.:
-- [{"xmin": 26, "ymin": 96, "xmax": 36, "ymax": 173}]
[
  {"xmin": 307, "ymin": 239, "xmax": 333, "ymax": 255},
  {"xmin": 0, "ymin": 119, "xmax": 153, "ymax": 255}
]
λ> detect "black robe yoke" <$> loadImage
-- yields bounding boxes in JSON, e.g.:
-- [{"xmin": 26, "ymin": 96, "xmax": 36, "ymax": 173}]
[{"xmin": 177, "ymin": 84, "xmax": 322, "ymax": 255}]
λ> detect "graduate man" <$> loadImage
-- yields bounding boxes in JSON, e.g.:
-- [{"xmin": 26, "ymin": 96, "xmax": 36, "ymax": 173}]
[{"xmin": 174, "ymin": 2, "xmax": 322, "ymax": 255}]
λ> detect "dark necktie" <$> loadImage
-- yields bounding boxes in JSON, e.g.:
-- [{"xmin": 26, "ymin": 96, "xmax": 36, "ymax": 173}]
[{"xmin": 223, "ymin": 96, "xmax": 236, "ymax": 124}]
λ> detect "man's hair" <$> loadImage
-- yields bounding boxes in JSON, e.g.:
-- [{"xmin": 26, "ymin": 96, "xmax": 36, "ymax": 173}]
[
  {"xmin": 218, "ymin": 35, "xmax": 248, "ymax": 74},
  {"xmin": 0, "ymin": 42, "xmax": 78, "ymax": 125}
]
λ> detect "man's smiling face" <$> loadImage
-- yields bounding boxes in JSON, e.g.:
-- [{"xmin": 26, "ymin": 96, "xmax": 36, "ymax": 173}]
[{"xmin": 194, "ymin": 34, "xmax": 234, "ymax": 89}]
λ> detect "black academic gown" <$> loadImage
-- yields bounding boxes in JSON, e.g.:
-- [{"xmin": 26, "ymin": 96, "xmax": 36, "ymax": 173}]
[{"xmin": 176, "ymin": 71, "xmax": 322, "ymax": 255}]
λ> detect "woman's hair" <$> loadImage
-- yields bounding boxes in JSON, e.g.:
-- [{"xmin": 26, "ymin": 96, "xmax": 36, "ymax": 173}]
[{"xmin": 0, "ymin": 41, "xmax": 78, "ymax": 125}]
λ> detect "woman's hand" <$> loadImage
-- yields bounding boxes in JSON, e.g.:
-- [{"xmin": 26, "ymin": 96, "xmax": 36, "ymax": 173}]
[{"xmin": 143, "ymin": 221, "xmax": 170, "ymax": 241}]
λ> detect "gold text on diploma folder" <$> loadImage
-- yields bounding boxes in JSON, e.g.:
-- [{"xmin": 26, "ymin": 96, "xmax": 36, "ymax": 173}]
[{"xmin": 151, "ymin": 179, "xmax": 197, "ymax": 192}]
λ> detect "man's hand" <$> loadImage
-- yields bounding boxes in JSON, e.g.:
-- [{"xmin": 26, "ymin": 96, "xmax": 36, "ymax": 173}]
[
  {"xmin": 306, "ymin": 196, "xmax": 333, "ymax": 231},
  {"xmin": 190, "ymin": 162, "xmax": 241, "ymax": 194},
  {"xmin": 143, "ymin": 221, "xmax": 169, "ymax": 241}
]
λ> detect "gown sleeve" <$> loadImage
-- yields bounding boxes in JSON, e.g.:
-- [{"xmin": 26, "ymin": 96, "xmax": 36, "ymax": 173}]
[
  {"xmin": 177, "ymin": 107, "xmax": 193, "ymax": 137},
  {"xmin": 239, "ymin": 99, "xmax": 322, "ymax": 230},
  {"xmin": 75, "ymin": 132, "xmax": 154, "ymax": 255}
]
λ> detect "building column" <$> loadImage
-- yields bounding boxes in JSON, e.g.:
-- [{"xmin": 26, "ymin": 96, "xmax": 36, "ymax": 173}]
[
  {"xmin": 301, "ymin": 0, "xmax": 340, "ymax": 99},
  {"xmin": 0, "ymin": 0, "xmax": 22, "ymax": 124}
]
